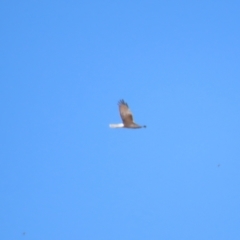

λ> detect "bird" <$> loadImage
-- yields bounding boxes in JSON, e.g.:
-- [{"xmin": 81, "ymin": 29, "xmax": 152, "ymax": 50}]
[{"xmin": 109, "ymin": 99, "xmax": 146, "ymax": 129}]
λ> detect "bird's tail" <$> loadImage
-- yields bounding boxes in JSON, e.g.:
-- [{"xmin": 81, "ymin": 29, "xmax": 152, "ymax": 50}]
[{"xmin": 109, "ymin": 123, "xmax": 124, "ymax": 128}]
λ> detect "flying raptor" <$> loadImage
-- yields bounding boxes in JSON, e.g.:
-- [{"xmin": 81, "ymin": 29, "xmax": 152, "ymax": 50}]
[{"xmin": 109, "ymin": 100, "xmax": 146, "ymax": 129}]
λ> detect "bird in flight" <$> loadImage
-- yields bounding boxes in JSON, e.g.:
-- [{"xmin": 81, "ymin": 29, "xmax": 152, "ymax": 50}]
[{"xmin": 109, "ymin": 99, "xmax": 146, "ymax": 129}]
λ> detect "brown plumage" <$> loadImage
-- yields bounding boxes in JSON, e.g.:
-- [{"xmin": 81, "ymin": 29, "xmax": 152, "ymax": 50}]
[{"xmin": 109, "ymin": 99, "xmax": 146, "ymax": 129}]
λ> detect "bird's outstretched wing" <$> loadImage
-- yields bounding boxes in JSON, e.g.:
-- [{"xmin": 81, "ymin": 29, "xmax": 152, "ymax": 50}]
[{"xmin": 118, "ymin": 99, "xmax": 134, "ymax": 126}]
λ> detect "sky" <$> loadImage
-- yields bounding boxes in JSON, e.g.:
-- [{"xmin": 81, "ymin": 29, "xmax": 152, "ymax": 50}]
[{"xmin": 1, "ymin": 1, "xmax": 240, "ymax": 239}]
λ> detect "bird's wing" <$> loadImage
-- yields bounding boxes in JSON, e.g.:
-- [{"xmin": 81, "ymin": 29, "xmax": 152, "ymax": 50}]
[{"xmin": 118, "ymin": 100, "xmax": 134, "ymax": 125}]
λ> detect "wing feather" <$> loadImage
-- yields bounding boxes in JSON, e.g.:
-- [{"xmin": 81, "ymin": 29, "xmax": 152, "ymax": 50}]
[{"xmin": 118, "ymin": 99, "xmax": 134, "ymax": 125}]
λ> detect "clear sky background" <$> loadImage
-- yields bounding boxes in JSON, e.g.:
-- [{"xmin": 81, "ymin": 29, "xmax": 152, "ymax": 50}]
[{"xmin": 1, "ymin": 1, "xmax": 240, "ymax": 239}]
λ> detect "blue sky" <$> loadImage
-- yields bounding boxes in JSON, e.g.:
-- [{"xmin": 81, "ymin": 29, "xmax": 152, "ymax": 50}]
[{"xmin": 1, "ymin": 1, "xmax": 240, "ymax": 239}]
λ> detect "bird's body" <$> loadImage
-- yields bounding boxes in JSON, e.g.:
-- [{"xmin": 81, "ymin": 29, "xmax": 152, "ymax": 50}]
[{"xmin": 109, "ymin": 100, "xmax": 146, "ymax": 129}]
